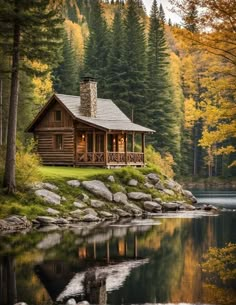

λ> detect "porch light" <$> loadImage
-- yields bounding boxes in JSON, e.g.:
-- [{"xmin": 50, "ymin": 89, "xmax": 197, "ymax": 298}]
[
  {"xmin": 82, "ymin": 134, "xmax": 85, "ymax": 141},
  {"xmin": 119, "ymin": 137, "xmax": 124, "ymax": 144}
]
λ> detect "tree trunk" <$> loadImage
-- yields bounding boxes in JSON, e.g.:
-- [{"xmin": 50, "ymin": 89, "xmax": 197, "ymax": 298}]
[
  {"xmin": 3, "ymin": 19, "xmax": 20, "ymax": 193},
  {"xmin": 0, "ymin": 79, "xmax": 2, "ymax": 146}
]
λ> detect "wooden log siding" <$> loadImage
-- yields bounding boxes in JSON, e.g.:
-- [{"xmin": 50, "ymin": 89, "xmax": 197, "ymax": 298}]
[
  {"xmin": 36, "ymin": 132, "xmax": 74, "ymax": 165},
  {"xmin": 35, "ymin": 103, "xmax": 73, "ymax": 130}
]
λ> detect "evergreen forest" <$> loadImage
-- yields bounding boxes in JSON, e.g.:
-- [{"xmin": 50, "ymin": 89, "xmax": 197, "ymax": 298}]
[{"xmin": 0, "ymin": 0, "xmax": 235, "ymax": 189}]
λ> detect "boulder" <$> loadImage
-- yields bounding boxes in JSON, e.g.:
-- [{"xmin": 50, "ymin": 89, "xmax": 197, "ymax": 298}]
[
  {"xmin": 77, "ymin": 301, "xmax": 90, "ymax": 305},
  {"xmin": 144, "ymin": 182, "xmax": 154, "ymax": 189},
  {"xmin": 82, "ymin": 180, "xmax": 113, "ymax": 202},
  {"xmin": 125, "ymin": 203, "xmax": 143, "ymax": 216},
  {"xmin": 203, "ymin": 204, "xmax": 218, "ymax": 211},
  {"xmin": 14, "ymin": 303, "xmax": 28, "ymax": 305},
  {"xmin": 90, "ymin": 199, "xmax": 105, "ymax": 208},
  {"xmin": 162, "ymin": 202, "xmax": 179, "ymax": 211},
  {"xmin": 162, "ymin": 189, "xmax": 175, "ymax": 196},
  {"xmin": 107, "ymin": 175, "xmax": 115, "ymax": 182},
  {"xmin": 73, "ymin": 201, "xmax": 87, "ymax": 209},
  {"xmin": 67, "ymin": 180, "xmax": 80, "ymax": 187},
  {"xmin": 32, "ymin": 182, "xmax": 58, "ymax": 191},
  {"xmin": 128, "ymin": 179, "xmax": 138, "ymax": 186},
  {"xmin": 47, "ymin": 208, "xmax": 60, "ymax": 215},
  {"xmin": 182, "ymin": 189, "xmax": 194, "ymax": 198},
  {"xmin": 99, "ymin": 211, "xmax": 114, "ymax": 219},
  {"xmin": 113, "ymin": 208, "xmax": 132, "ymax": 217},
  {"xmin": 143, "ymin": 201, "xmax": 162, "ymax": 212},
  {"xmin": 6, "ymin": 215, "xmax": 27, "ymax": 225},
  {"xmin": 78, "ymin": 193, "xmax": 90, "ymax": 203},
  {"xmin": 128, "ymin": 192, "xmax": 152, "ymax": 201},
  {"xmin": 81, "ymin": 214, "xmax": 100, "ymax": 222},
  {"xmin": 70, "ymin": 209, "xmax": 83, "ymax": 219},
  {"xmin": 36, "ymin": 216, "xmax": 57, "ymax": 224},
  {"xmin": 182, "ymin": 189, "xmax": 198, "ymax": 203},
  {"xmin": 153, "ymin": 197, "xmax": 162, "ymax": 204},
  {"xmin": 0, "ymin": 216, "xmax": 31, "ymax": 233},
  {"xmin": 164, "ymin": 179, "xmax": 182, "ymax": 192},
  {"xmin": 35, "ymin": 189, "xmax": 61, "ymax": 205},
  {"xmin": 54, "ymin": 218, "xmax": 69, "ymax": 225},
  {"xmin": 113, "ymin": 192, "xmax": 128, "ymax": 205},
  {"xmin": 83, "ymin": 208, "xmax": 98, "ymax": 217},
  {"xmin": 154, "ymin": 181, "xmax": 164, "ymax": 190},
  {"xmin": 147, "ymin": 173, "xmax": 160, "ymax": 183},
  {"xmin": 178, "ymin": 202, "xmax": 195, "ymax": 211}
]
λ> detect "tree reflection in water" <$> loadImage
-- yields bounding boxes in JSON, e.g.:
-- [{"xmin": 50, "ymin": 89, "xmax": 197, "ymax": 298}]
[
  {"xmin": 0, "ymin": 213, "xmax": 235, "ymax": 305},
  {"xmin": 201, "ymin": 243, "xmax": 236, "ymax": 305}
]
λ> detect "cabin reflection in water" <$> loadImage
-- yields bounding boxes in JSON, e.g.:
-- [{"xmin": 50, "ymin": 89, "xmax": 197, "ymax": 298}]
[{"xmin": 34, "ymin": 233, "xmax": 148, "ymax": 304}]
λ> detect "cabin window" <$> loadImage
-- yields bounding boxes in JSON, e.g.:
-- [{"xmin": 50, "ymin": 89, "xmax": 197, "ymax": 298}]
[
  {"xmin": 96, "ymin": 134, "xmax": 104, "ymax": 152},
  {"xmin": 108, "ymin": 134, "xmax": 118, "ymax": 152},
  {"xmin": 54, "ymin": 110, "xmax": 62, "ymax": 121},
  {"xmin": 55, "ymin": 134, "xmax": 63, "ymax": 150},
  {"xmin": 87, "ymin": 133, "xmax": 93, "ymax": 152}
]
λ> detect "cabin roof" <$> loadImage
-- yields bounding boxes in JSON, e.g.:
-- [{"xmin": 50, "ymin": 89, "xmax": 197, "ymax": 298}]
[
  {"xmin": 27, "ymin": 93, "xmax": 155, "ymax": 133},
  {"xmin": 57, "ymin": 94, "xmax": 154, "ymax": 132}
]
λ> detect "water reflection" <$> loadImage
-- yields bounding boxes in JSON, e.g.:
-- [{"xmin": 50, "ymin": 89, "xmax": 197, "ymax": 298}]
[{"xmin": 0, "ymin": 213, "xmax": 235, "ymax": 305}]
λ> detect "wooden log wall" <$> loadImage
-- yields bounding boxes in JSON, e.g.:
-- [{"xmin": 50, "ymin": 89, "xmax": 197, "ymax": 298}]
[{"xmin": 36, "ymin": 131, "xmax": 74, "ymax": 165}]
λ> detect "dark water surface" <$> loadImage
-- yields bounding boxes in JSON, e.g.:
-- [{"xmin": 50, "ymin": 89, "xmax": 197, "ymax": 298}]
[{"xmin": 0, "ymin": 192, "xmax": 236, "ymax": 305}]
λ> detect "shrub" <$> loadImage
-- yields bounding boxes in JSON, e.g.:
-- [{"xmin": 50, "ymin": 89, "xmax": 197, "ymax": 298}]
[
  {"xmin": 15, "ymin": 139, "xmax": 42, "ymax": 189},
  {"xmin": 145, "ymin": 145, "xmax": 175, "ymax": 178}
]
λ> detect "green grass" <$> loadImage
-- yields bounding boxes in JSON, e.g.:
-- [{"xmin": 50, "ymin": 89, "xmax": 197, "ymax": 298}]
[
  {"xmin": 40, "ymin": 166, "xmax": 113, "ymax": 180},
  {"xmin": 0, "ymin": 165, "xmax": 186, "ymax": 220}
]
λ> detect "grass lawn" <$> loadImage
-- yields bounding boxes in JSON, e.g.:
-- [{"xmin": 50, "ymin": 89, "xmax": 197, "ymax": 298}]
[{"xmin": 39, "ymin": 166, "xmax": 113, "ymax": 180}]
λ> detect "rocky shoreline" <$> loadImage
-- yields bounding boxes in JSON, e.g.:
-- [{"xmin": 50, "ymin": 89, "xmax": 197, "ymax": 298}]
[{"xmin": 0, "ymin": 172, "xmax": 219, "ymax": 234}]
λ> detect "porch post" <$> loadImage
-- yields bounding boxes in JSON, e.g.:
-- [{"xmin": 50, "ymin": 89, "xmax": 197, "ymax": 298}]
[
  {"xmin": 104, "ymin": 132, "xmax": 107, "ymax": 166},
  {"xmin": 132, "ymin": 132, "xmax": 135, "ymax": 152},
  {"xmin": 85, "ymin": 132, "xmax": 87, "ymax": 162},
  {"xmin": 142, "ymin": 133, "xmax": 145, "ymax": 164},
  {"xmin": 124, "ymin": 133, "xmax": 127, "ymax": 164},
  {"xmin": 93, "ymin": 130, "xmax": 96, "ymax": 162},
  {"xmin": 142, "ymin": 133, "xmax": 145, "ymax": 152}
]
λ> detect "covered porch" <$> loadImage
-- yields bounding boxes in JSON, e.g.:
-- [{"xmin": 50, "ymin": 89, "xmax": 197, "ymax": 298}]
[{"xmin": 75, "ymin": 130, "xmax": 146, "ymax": 167}]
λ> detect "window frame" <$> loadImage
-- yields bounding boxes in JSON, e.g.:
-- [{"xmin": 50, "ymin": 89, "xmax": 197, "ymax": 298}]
[
  {"xmin": 54, "ymin": 110, "xmax": 62, "ymax": 122},
  {"xmin": 55, "ymin": 134, "xmax": 63, "ymax": 150}
]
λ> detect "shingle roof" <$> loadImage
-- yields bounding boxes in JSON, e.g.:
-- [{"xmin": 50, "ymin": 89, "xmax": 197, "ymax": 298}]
[{"xmin": 56, "ymin": 94, "xmax": 154, "ymax": 133}]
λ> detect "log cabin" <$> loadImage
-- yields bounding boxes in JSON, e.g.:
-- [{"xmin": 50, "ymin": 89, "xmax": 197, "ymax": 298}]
[{"xmin": 26, "ymin": 77, "xmax": 154, "ymax": 167}]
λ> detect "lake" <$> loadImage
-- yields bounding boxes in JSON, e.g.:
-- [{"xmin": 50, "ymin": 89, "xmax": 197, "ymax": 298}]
[{"xmin": 0, "ymin": 191, "xmax": 235, "ymax": 305}]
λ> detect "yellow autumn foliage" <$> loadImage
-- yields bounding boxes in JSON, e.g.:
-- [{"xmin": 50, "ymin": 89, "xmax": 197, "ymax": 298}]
[
  {"xmin": 145, "ymin": 145, "xmax": 175, "ymax": 178},
  {"xmin": 64, "ymin": 19, "xmax": 88, "ymax": 63},
  {"xmin": 15, "ymin": 140, "xmax": 42, "ymax": 189}
]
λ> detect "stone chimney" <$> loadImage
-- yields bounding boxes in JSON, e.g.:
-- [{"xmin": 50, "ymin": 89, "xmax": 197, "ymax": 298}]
[{"xmin": 80, "ymin": 76, "xmax": 97, "ymax": 117}]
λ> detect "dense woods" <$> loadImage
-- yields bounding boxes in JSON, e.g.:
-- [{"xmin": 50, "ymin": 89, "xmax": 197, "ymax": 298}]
[{"xmin": 0, "ymin": 0, "xmax": 235, "ymax": 191}]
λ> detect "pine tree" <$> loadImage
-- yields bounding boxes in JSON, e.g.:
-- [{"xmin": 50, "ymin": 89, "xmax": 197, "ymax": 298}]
[
  {"xmin": 0, "ymin": 0, "xmax": 63, "ymax": 193},
  {"xmin": 147, "ymin": 0, "xmax": 179, "ymax": 162},
  {"xmin": 123, "ymin": 0, "xmax": 148, "ymax": 124},
  {"xmin": 106, "ymin": 10, "xmax": 128, "ymax": 109},
  {"xmin": 53, "ymin": 31, "xmax": 78, "ymax": 95},
  {"xmin": 159, "ymin": 4, "xmax": 166, "ymax": 25},
  {"xmin": 83, "ymin": 0, "xmax": 110, "ymax": 97}
]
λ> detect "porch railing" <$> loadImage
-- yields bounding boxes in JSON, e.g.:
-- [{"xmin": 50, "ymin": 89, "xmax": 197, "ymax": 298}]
[
  {"xmin": 108, "ymin": 152, "xmax": 144, "ymax": 164},
  {"xmin": 77, "ymin": 152, "xmax": 105, "ymax": 163},
  {"xmin": 77, "ymin": 152, "xmax": 144, "ymax": 164}
]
